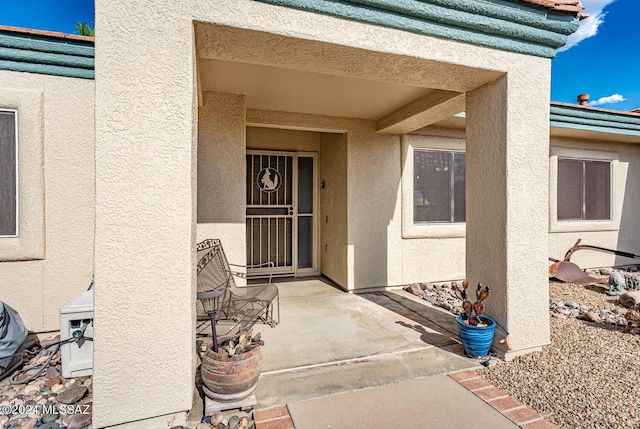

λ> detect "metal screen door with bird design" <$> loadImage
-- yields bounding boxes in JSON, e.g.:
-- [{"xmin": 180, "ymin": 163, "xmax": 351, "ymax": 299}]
[{"xmin": 246, "ymin": 151, "xmax": 316, "ymax": 277}]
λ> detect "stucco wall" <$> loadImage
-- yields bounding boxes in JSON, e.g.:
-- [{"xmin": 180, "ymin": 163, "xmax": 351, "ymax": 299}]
[
  {"xmin": 0, "ymin": 70, "xmax": 94, "ymax": 332},
  {"xmin": 93, "ymin": 0, "xmax": 197, "ymax": 426},
  {"xmin": 549, "ymin": 137, "xmax": 640, "ymax": 268},
  {"xmin": 319, "ymin": 132, "xmax": 348, "ymax": 287},
  {"xmin": 93, "ymin": 0, "xmax": 562, "ymax": 425},
  {"xmin": 347, "ymin": 124, "xmax": 404, "ymax": 289},
  {"xmin": 197, "ymin": 92, "xmax": 247, "ymax": 274},
  {"xmin": 405, "ymin": 131, "xmax": 640, "ymax": 275},
  {"xmin": 247, "ymin": 126, "xmax": 320, "ymax": 152}
]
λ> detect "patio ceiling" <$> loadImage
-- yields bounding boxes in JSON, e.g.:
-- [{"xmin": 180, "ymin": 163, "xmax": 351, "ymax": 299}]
[{"xmin": 199, "ymin": 58, "xmax": 464, "ymax": 133}]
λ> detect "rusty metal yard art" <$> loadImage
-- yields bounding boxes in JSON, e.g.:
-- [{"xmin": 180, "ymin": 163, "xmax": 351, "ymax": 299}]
[{"xmin": 549, "ymin": 239, "xmax": 640, "ymax": 285}]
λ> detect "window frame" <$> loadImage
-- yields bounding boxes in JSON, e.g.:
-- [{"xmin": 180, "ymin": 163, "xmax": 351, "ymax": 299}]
[
  {"xmin": 0, "ymin": 108, "xmax": 19, "ymax": 238},
  {"xmin": 401, "ymin": 134, "xmax": 466, "ymax": 239},
  {"xmin": 412, "ymin": 148, "xmax": 465, "ymax": 224},
  {"xmin": 549, "ymin": 146, "xmax": 620, "ymax": 233},
  {"xmin": 556, "ymin": 157, "xmax": 611, "ymax": 222}
]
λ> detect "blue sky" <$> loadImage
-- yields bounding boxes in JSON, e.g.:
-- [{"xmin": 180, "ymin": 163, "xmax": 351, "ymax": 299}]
[
  {"xmin": 552, "ymin": 0, "xmax": 639, "ymax": 110},
  {"xmin": 1, "ymin": 0, "xmax": 637, "ymax": 111},
  {"xmin": 1, "ymin": 0, "xmax": 94, "ymax": 35}
]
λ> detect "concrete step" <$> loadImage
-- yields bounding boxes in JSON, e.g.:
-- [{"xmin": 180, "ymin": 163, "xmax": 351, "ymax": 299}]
[{"xmin": 255, "ymin": 345, "xmax": 479, "ymax": 408}]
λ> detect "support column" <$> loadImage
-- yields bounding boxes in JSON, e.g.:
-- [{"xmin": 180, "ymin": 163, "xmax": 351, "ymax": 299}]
[
  {"xmin": 466, "ymin": 71, "xmax": 550, "ymax": 359},
  {"xmin": 93, "ymin": 2, "xmax": 197, "ymax": 427}
]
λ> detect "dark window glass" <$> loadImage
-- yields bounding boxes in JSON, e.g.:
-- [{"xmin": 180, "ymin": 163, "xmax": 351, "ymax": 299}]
[
  {"xmin": 557, "ymin": 159, "xmax": 583, "ymax": 220},
  {"xmin": 584, "ymin": 160, "xmax": 610, "ymax": 220},
  {"xmin": 0, "ymin": 110, "xmax": 17, "ymax": 236},
  {"xmin": 413, "ymin": 150, "xmax": 465, "ymax": 223},
  {"xmin": 297, "ymin": 216, "xmax": 312, "ymax": 268},
  {"xmin": 557, "ymin": 158, "xmax": 611, "ymax": 221},
  {"xmin": 298, "ymin": 157, "xmax": 313, "ymax": 214}
]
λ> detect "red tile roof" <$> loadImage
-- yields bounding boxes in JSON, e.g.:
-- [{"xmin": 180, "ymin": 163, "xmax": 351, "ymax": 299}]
[
  {"xmin": 519, "ymin": 0, "xmax": 583, "ymax": 16},
  {"xmin": 0, "ymin": 25, "xmax": 94, "ymax": 43}
]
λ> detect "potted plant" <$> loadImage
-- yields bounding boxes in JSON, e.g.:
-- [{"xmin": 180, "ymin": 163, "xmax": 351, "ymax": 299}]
[
  {"xmin": 200, "ymin": 329, "xmax": 264, "ymax": 402},
  {"xmin": 453, "ymin": 281, "xmax": 496, "ymax": 357}
]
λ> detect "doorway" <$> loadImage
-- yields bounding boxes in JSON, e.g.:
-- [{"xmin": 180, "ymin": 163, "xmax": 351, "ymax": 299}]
[{"xmin": 246, "ymin": 150, "xmax": 317, "ymax": 278}]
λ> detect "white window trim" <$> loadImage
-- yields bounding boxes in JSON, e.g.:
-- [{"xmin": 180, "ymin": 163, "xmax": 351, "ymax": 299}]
[
  {"xmin": 550, "ymin": 146, "xmax": 620, "ymax": 233},
  {"xmin": 401, "ymin": 134, "xmax": 466, "ymax": 239},
  {"xmin": 0, "ymin": 108, "xmax": 19, "ymax": 237}
]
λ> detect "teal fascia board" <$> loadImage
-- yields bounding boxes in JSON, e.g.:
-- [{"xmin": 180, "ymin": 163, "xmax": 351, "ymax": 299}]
[
  {"xmin": 254, "ymin": 0, "xmax": 579, "ymax": 58},
  {"xmin": 0, "ymin": 47, "xmax": 94, "ymax": 70},
  {"xmin": 550, "ymin": 121, "xmax": 640, "ymax": 137},
  {"xmin": 0, "ymin": 60, "xmax": 94, "ymax": 79},
  {"xmin": 0, "ymin": 34, "xmax": 94, "ymax": 58},
  {"xmin": 550, "ymin": 105, "xmax": 640, "ymax": 137},
  {"xmin": 0, "ymin": 31, "xmax": 94, "ymax": 79}
]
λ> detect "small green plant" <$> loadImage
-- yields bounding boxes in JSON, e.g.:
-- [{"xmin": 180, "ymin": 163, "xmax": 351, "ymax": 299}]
[
  {"xmin": 76, "ymin": 22, "xmax": 95, "ymax": 37},
  {"xmin": 217, "ymin": 329, "xmax": 264, "ymax": 357}
]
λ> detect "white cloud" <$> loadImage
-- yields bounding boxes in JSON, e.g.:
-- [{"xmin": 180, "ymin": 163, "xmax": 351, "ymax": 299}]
[
  {"xmin": 588, "ymin": 94, "xmax": 626, "ymax": 106},
  {"xmin": 557, "ymin": 0, "xmax": 617, "ymax": 52}
]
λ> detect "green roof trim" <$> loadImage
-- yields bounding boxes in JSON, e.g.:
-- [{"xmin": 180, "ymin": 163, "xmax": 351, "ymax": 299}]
[
  {"xmin": 0, "ymin": 30, "xmax": 94, "ymax": 79},
  {"xmin": 550, "ymin": 104, "xmax": 640, "ymax": 137},
  {"xmin": 254, "ymin": 0, "xmax": 579, "ymax": 58}
]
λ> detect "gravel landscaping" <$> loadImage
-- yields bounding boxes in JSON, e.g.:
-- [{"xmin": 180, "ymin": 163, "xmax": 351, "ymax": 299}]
[{"xmin": 480, "ymin": 278, "xmax": 640, "ymax": 429}]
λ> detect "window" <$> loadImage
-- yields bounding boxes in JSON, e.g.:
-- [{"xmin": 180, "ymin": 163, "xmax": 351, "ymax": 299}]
[
  {"xmin": 557, "ymin": 158, "xmax": 611, "ymax": 221},
  {"xmin": 413, "ymin": 149, "xmax": 465, "ymax": 223},
  {"xmin": 0, "ymin": 109, "xmax": 18, "ymax": 236}
]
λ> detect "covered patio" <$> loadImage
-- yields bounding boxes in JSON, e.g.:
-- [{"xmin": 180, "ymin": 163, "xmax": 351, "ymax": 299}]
[
  {"xmin": 191, "ymin": 278, "xmax": 520, "ymax": 428},
  {"xmin": 93, "ymin": 1, "xmax": 579, "ymax": 427}
]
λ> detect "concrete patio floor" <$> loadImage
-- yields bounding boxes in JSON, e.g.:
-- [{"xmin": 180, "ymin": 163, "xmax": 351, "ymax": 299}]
[
  {"xmin": 255, "ymin": 279, "xmax": 472, "ymax": 404},
  {"xmin": 248, "ymin": 278, "xmax": 519, "ymax": 428}
]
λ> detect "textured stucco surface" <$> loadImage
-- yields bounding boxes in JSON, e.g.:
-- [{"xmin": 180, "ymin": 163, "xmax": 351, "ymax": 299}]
[
  {"xmin": 93, "ymin": 0, "xmax": 561, "ymax": 425},
  {"xmin": 246, "ymin": 126, "xmax": 320, "ymax": 153},
  {"xmin": 93, "ymin": 0, "xmax": 197, "ymax": 426},
  {"xmin": 0, "ymin": 84, "xmax": 44, "ymax": 261},
  {"xmin": 346, "ymin": 122, "xmax": 403, "ymax": 289},
  {"xmin": 197, "ymin": 92, "xmax": 246, "ymax": 275},
  {"xmin": 246, "ymin": 110, "xmax": 406, "ymax": 290},
  {"xmin": 0, "ymin": 70, "xmax": 94, "ymax": 332},
  {"xmin": 548, "ymin": 138, "xmax": 640, "ymax": 268},
  {"xmin": 466, "ymin": 66, "xmax": 551, "ymax": 356},
  {"xmin": 319, "ymin": 132, "xmax": 348, "ymax": 288}
]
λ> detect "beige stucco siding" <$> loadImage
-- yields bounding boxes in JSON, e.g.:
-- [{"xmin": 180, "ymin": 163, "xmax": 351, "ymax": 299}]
[
  {"xmin": 94, "ymin": 0, "xmax": 560, "ymax": 424},
  {"xmin": 247, "ymin": 127, "xmax": 320, "ymax": 152},
  {"xmin": 347, "ymin": 124, "xmax": 403, "ymax": 289},
  {"xmin": 404, "ymin": 131, "xmax": 640, "ymax": 277},
  {"xmin": 320, "ymin": 132, "xmax": 348, "ymax": 287},
  {"xmin": 197, "ymin": 92, "xmax": 247, "ymax": 274},
  {"xmin": 0, "ymin": 70, "xmax": 94, "ymax": 332},
  {"xmin": 93, "ymin": 0, "xmax": 197, "ymax": 425},
  {"xmin": 549, "ymin": 138, "xmax": 640, "ymax": 268}
]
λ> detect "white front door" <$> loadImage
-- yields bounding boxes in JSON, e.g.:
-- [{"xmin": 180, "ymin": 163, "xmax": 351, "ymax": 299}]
[{"xmin": 246, "ymin": 151, "xmax": 317, "ymax": 278}]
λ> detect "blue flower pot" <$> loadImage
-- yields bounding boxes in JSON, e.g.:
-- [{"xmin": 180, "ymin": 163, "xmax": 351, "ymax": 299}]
[{"xmin": 456, "ymin": 315, "xmax": 496, "ymax": 357}]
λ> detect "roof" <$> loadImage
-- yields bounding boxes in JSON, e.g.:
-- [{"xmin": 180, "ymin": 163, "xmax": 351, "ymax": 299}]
[
  {"xmin": 551, "ymin": 102, "xmax": 640, "ymax": 118},
  {"xmin": 519, "ymin": 0, "xmax": 583, "ymax": 15},
  {"xmin": 0, "ymin": 25, "xmax": 93, "ymax": 43},
  {"xmin": 550, "ymin": 102, "xmax": 640, "ymax": 138},
  {"xmin": 0, "ymin": 25, "xmax": 94, "ymax": 79}
]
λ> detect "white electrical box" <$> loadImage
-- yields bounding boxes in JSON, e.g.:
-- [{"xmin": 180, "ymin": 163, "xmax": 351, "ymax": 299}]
[{"xmin": 60, "ymin": 289, "xmax": 94, "ymax": 379}]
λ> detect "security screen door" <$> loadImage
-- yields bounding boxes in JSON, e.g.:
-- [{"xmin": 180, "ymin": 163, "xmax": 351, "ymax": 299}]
[{"xmin": 246, "ymin": 151, "xmax": 315, "ymax": 277}]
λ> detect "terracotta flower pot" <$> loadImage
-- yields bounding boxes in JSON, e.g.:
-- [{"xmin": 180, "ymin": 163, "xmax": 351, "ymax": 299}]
[{"xmin": 200, "ymin": 341, "xmax": 262, "ymax": 402}]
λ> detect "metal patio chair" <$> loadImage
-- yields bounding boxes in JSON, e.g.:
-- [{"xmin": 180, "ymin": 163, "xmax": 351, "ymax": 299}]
[{"xmin": 196, "ymin": 239, "xmax": 279, "ymax": 338}]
